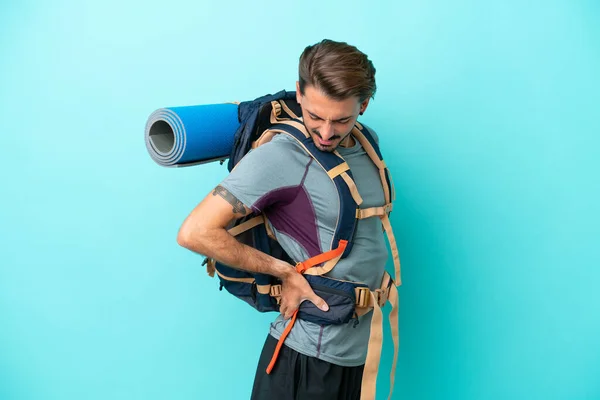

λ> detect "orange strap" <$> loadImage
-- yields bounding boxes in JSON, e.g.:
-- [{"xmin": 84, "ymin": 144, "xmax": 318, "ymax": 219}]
[
  {"xmin": 295, "ymin": 240, "xmax": 348, "ymax": 274},
  {"xmin": 266, "ymin": 239, "xmax": 348, "ymax": 374},
  {"xmin": 266, "ymin": 310, "xmax": 298, "ymax": 374}
]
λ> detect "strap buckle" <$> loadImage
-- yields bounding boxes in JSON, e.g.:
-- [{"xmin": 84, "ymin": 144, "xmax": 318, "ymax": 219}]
[
  {"xmin": 355, "ymin": 287, "xmax": 371, "ymax": 308},
  {"xmin": 270, "ymin": 284, "xmax": 282, "ymax": 297},
  {"xmin": 374, "ymin": 288, "xmax": 387, "ymax": 307},
  {"xmin": 296, "ymin": 261, "xmax": 308, "ymax": 274}
]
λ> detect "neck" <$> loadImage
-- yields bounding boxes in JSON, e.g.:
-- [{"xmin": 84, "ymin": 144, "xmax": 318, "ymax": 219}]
[{"xmin": 339, "ymin": 134, "xmax": 355, "ymax": 148}]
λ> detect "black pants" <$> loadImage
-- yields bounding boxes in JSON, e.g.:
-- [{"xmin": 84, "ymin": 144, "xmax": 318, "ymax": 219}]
[{"xmin": 251, "ymin": 335, "xmax": 364, "ymax": 400}]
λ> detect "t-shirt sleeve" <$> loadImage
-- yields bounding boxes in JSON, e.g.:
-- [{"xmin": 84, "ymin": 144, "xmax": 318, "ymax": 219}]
[{"xmin": 218, "ymin": 135, "xmax": 310, "ymax": 213}]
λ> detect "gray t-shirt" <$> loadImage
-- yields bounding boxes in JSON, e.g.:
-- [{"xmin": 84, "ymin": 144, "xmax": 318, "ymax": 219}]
[{"xmin": 220, "ymin": 131, "xmax": 388, "ymax": 367}]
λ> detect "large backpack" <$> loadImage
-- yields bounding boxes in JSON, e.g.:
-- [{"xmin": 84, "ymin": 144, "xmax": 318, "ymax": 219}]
[{"xmin": 203, "ymin": 90, "xmax": 402, "ymax": 400}]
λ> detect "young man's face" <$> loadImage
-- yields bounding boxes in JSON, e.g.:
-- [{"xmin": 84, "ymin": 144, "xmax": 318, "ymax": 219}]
[{"xmin": 296, "ymin": 82, "xmax": 369, "ymax": 153}]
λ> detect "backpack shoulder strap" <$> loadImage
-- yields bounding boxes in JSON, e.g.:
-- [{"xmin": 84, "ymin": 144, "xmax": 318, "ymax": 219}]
[
  {"xmin": 352, "ymin": 123, "xmax": 395, "ymax": 203},
  {"xmin": 240, "ymin": 98, "xmax": 397, "ymax": 280},
  {"xmin": 350, "ymin": 123, "xmax": 402, "ymax": 286},
  {"xmin": 264, "ymin": 119, "xmax": 360, "ymax": 261},
  {"xmin": 253, "ymin": 99, "xmax": 364, "ymax": 262}
]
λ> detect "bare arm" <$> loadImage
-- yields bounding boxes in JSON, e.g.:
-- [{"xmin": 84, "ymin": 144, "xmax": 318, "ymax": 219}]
[
  {"xmin": 177, "ymin": 185, "xmax": 293, "ymax": 280},
  {"xmin": 177, "ymin": 185, "xmax": 329, "ymax": 317}
]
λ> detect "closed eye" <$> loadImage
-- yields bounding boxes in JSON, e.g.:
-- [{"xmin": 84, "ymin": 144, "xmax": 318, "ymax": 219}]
[
  {"xmin": 308, "ymin": 112, "xmax": 323, "ymax": 121},
  {"xmin": 308, "ymin": 112, "xmax": 351, "ymax": 124}
]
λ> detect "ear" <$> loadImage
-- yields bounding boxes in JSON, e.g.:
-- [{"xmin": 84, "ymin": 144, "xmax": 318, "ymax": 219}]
[
  {"xmin": 296, "ymin": 81, "xmax": 302, "ymax": 104},
  {"xmin": 359, "ymin": 98, "xmax": 370, "ymax": 115}
]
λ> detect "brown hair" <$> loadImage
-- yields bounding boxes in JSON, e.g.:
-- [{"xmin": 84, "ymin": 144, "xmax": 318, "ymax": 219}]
[{"xmin": 298, "ymin": 39, "xmax": 377, "ymax": 102}]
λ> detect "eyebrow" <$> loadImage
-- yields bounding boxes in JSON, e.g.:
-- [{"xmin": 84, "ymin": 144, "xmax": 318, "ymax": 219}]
[{"xmin": 306, "ymin": 110, "xmax": 353, "ymax": 122}]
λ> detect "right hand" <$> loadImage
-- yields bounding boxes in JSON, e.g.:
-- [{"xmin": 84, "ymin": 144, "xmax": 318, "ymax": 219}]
[{"xmin": 279, "ymin": 269, "xmax": 329, "ymax": 320}]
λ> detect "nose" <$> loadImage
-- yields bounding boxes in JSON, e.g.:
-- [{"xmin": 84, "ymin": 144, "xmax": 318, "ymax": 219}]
[{"xmin": 320, "ymin": 122, "xmax": 335, "ymax": 140}]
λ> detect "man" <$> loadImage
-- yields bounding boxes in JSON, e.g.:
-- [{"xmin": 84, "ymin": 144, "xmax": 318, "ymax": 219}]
[{"xmin": 177, "ymin": 39, "xmax": 391, "ymax": 399}]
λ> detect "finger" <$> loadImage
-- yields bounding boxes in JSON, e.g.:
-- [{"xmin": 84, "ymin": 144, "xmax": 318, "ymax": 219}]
[
  {"xmin": 285, "ymin": 310, "xmax": 296, "ymax": 320},
  {"xmin": 309, "ymin": 294, "xmax": 329, "ymax": 312},
  {"xmin": 283, "ymin": 304, "xmax": 295, "ymax": 319}
]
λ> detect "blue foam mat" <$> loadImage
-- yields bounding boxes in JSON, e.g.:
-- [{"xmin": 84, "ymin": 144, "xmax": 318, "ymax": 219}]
[{"xmin": 144, "ymin": 103, "xmax": 240, "ymax": 167}]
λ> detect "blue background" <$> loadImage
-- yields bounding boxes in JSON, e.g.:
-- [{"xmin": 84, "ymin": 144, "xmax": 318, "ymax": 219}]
[{"xmin": 1, "ymin": 1, "xmax": 599, "ymax": 399}]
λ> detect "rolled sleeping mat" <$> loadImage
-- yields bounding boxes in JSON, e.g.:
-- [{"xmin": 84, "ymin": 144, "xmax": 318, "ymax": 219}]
[{"xmin": 145, "ymin": 103, "xmax": 240, "ymax": 167}]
